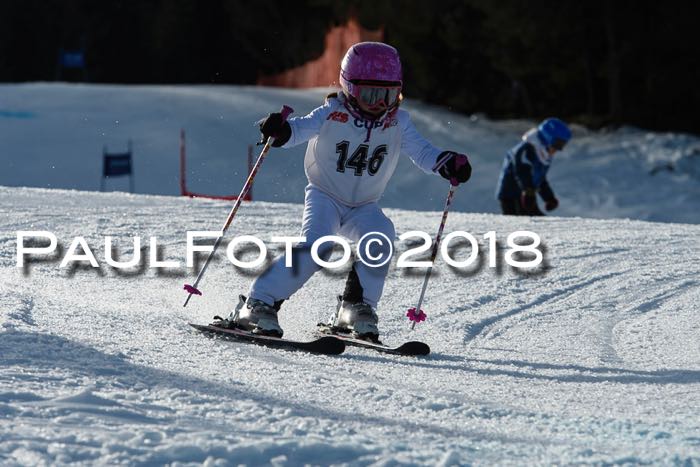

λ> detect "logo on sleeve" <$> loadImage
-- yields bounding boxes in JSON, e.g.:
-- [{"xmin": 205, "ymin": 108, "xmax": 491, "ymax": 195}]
[{"xmin": 327, "ymin": 111, "xmax": 349, "ymax": 123}]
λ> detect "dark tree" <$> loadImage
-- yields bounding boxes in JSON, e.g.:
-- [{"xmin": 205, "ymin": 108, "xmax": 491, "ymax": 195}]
[{"xmin": 0, "ymin": 0, "xmax": 698, "ymax": 133}]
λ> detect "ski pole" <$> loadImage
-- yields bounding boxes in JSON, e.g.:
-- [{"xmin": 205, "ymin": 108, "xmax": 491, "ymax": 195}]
[
  {"xmin": 406, "ymin": 161, "xmax": 465, "ymax": 329},
  {"xmin": 183, "ymin": 105, "xmax": 293, "ymax": 307}
]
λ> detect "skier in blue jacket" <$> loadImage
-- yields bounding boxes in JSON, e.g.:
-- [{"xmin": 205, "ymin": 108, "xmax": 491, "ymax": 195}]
[{"xmin": 496, "ymin": 118, "xmax": 571, "ymax": 216}]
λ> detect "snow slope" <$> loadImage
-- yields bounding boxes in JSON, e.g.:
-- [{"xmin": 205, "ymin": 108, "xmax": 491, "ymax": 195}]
[
  {"xmin": 2, "ymin": 83, "xmax": 700, "ymax": 223},
  {"xmin": 1, "ymin": 186, "xmax": 699, "ymax": 465}
]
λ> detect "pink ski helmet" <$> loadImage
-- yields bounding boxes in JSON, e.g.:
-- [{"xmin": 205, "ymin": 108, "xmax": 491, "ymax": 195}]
[{"xmin": 339, "ymin": 42, "xmax": 403, "ymax": 114}]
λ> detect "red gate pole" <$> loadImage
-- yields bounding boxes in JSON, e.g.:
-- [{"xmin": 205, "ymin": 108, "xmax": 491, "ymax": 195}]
[{"xmin": 180, "ymin": 129, "xmax": 188, "ymax": 196}]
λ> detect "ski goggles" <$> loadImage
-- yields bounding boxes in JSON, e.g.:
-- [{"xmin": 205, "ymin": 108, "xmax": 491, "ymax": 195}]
[{"xmin": 353, "ymin": 83, "xmax": 401, "ymax": 109}]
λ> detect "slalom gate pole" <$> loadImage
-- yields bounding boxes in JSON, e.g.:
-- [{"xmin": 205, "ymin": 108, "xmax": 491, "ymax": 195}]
[
  {"xmin": 180, "ymin": 129, "xmax": 187, "ymax": 196},
  {"xmin": 406, "ymin": 182, "xmax": 458, "ymax": 330},
  {"xmin": 183, "ymin": 105, "xmax": 293, "ymax": 307}
]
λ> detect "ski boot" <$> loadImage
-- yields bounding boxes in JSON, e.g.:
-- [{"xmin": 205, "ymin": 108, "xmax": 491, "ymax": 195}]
[
  {"xmin": 216, "ymin": 295, "xmax": 283, "ymax": 338},
  {"xmin": 330, "ymin": 296, "xmax": 380, "ymax": 343}
]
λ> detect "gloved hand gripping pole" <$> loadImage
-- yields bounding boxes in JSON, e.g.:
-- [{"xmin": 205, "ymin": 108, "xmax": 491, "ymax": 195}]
[{"xmin": 183, "ymin": 105, "xmax": 294, "ymax": 307}]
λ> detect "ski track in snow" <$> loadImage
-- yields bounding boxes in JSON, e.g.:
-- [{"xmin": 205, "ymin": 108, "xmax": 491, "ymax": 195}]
[{"xmin": 1, "ymin": 187, "xmax": 699, "ymax": 465}]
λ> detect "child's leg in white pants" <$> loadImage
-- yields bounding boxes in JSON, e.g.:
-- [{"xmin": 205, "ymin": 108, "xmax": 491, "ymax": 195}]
[
  {"xmin": 249, "ymin": 186, "xmax": 343, "ymax": 305},
  {"xmin": 339, "ymin": 203, "xmax": 395, "ymax": 308}
]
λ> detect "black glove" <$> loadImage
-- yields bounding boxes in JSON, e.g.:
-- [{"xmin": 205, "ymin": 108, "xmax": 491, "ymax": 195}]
[
  {"xmin": 435, "ymin": 151, "xmax": 472, "ymax": 186},
  {"xmin": 259, "ymin": 112, "xmax": 291, "ymax": 147},
  {"xmin": 545, "ymin": 197, "xmax": 559, "ymax": 211}
]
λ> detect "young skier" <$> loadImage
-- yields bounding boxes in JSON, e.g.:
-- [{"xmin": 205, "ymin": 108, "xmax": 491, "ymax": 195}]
[
  {"xmin": 222, "ymin": 42, "xmax": 472, "ymax": 340},
  {"xmin": 496, "ymin": 118, "xmax": 571, "ymax": 216}
]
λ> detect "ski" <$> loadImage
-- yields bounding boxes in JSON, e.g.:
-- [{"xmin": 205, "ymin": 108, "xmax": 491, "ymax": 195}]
[
  {"xmin": 316, "ymin": 324, "xmax": 430, "ymax": 356},
  {"xmin": 190, "ymin": 323, "xmax": 346, "ymax": 355}
]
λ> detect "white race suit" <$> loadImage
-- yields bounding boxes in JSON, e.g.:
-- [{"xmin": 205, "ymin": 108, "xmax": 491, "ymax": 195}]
[{"xmin": 249, "ymin": 95, "xmax": 445, "ymax": 309}]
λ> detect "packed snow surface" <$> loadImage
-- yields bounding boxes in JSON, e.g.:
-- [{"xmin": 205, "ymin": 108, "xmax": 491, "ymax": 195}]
[
  {"xmin": 1, "ymin": 83, "xmax": 699, "ymax": 464},
  {"xmin": 2, "ymin": 83, "xmax": 700, "ymax": 223},
  {"xmin": 1, "ymin": 186, "xmax": 699, "ymax": 465}
]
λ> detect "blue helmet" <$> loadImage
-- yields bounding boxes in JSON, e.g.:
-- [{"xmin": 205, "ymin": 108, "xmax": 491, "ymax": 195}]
[{"xmin": 538, "ymin": 117, "xmax": 571, "ymax": 150}]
